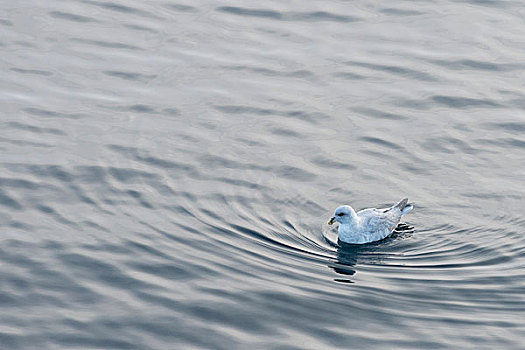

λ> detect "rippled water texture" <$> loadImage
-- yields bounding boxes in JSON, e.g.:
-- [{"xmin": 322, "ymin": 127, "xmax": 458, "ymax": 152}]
[{"xmin": 1, "ymin": 0, "xmax": 525, "ymax": 349}]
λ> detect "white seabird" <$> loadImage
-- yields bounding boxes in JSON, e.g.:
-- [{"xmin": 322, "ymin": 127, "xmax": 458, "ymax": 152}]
[{"xmin": 328, "ymin": 198, "xmax": 413, "ymax": 244}]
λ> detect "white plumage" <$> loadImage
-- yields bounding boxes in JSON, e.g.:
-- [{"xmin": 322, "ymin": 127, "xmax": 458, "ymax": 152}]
[{"xmin": 328, "ymin": 198, "xmax": 413, "ymax": 244}]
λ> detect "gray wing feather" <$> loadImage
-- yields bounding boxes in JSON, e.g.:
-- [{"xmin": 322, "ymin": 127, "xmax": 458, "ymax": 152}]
[{"xmin": 357, "ymin": 206, "xmax": 403, "ymax": 240}]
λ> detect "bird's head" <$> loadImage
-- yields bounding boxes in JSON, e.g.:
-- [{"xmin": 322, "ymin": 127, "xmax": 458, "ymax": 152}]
[{"xmin": 328, "ymin": 205, "xmax": 354, "ymax": 225}]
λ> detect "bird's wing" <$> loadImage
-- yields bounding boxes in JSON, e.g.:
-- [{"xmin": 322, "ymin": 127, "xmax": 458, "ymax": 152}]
[
  {"xmin": 358, "ymin": 207, "xmax": 400, "ymax": 235},
  {"xmin": 358, "ymin": 208, "xmax": 386, "ymax": 227},
  {"xmin": 383, "ymin": 198, "xmax": 409, "ymax": 214},
  {"xmin": 356, "ymin": 207, "xmax": 381, "ymax": 216}
]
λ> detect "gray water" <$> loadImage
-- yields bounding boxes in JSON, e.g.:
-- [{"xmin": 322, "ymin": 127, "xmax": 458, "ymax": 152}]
[{"xmin": 1, "ymin": 1, "xmax": 525, "ymax": 349}]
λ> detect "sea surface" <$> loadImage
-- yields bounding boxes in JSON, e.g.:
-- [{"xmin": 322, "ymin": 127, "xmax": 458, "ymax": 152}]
[{"xmin": 1, "ymin": 1, "xmax": 525, "ymax": 349}]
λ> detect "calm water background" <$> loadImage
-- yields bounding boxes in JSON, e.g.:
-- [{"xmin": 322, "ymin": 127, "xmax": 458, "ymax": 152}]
[{"xmin": 1, "ymin": 1, "xmax": 525, "ymax": 349}]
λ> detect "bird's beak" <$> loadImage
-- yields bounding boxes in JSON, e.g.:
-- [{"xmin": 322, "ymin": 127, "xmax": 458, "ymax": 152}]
[{"xmin": 328, "ymin": 216, "xmax": 336, "ymax": 225}]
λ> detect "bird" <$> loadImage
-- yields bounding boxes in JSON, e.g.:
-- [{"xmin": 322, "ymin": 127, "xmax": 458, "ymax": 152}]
[{"xmin": 328, "ymin": 198, "xmax": 413, "ymax": 244}]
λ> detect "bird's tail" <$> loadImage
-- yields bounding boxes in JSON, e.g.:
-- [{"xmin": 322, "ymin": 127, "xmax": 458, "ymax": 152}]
[
  {"xmin": 402, "ymin": 204, "xmax": 414, "ymax": 215},
  {"xmin": 394, "ymin": 198, "xmax": 414, "ymax": 215}
]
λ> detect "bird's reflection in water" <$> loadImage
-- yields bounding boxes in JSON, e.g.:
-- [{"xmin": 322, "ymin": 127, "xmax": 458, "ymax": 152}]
[{"xmin": 329, "ymin": 223, "xmax": 414, "ymax": 283}]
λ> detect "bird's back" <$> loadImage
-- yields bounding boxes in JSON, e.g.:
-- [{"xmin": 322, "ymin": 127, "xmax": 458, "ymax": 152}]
[{"xmin": 356, "ymin": 207, "xmax": 403, "ymax": 241}]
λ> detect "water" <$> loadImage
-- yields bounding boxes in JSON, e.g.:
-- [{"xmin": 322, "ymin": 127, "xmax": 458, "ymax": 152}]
[{"xmin": 1, "ymin": 0, "xmax": 524, "ymax": 348}]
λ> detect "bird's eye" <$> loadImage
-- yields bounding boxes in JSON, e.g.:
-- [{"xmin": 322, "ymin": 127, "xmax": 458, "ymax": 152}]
[{"xmin": 337, "ymin": 213, "xmax": 344, "ymax": 216}]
